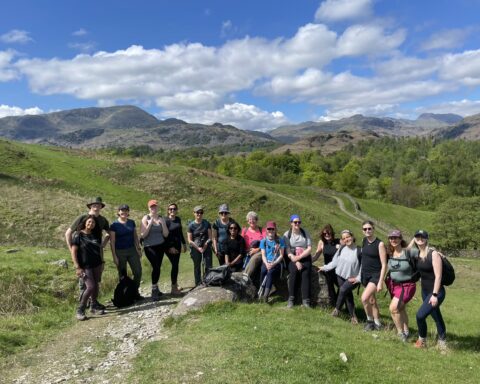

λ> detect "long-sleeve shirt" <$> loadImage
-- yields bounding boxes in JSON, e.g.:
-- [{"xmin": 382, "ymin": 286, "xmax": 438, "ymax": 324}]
[{"xmin": 323, "ymin": 245, "xmax": 361, "ymax": 280}]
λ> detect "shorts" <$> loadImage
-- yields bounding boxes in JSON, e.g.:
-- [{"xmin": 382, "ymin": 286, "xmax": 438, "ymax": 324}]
[
  {"xmin": 361, "ymin": 272, "xmax": 380, "ymax": 287},
  {"xmin": 386, "ymin": 278, "xmax": 416, "ymax": 304}
]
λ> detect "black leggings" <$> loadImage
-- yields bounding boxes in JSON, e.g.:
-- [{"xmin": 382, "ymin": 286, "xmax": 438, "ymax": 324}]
[
  {"xmin": 336, "ymin": 275, "xmax": 359, "ymax": 317},
  {"xmin": 288, "ymin": 259, "xmax": 311, "ymax": 300},
  {"xmin": 144, "ymin": 244, "xmax": 165, "ymax": 285},
  {"xmin": 323, "ymin": 269, "xmax": 338, "ymax": 306},
  {"xmin": 164, "ymin": 248, "xmax": 180, "ymax": 285}
]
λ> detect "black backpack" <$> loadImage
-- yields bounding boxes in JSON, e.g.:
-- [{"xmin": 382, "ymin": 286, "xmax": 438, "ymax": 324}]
[
  {"xmin": 435, "ymin": 251, "xmax": 455, "ymax": 286},
  {"xmin": 112, "ymin": 274, "xmax": 137, "ymax": 308},
  {"xmin": 203, "ymin": 265, "xmax": 232, "ymax": 286}
]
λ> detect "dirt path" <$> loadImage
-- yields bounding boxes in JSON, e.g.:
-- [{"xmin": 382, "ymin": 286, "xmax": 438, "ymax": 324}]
[{"xmin": 7, "ymin": 290, "xmax": 180, "ymax": 384}]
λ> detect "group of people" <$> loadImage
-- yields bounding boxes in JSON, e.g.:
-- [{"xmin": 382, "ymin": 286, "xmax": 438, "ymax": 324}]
[{"xmin": 66, "ymin": 198, "xmax": 448, "ymax": 350}]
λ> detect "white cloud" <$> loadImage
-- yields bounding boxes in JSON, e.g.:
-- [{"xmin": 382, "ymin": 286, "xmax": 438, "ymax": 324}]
[
  {"xmin": 221, "ymin": 20, "xmax": 234, "ymax": 38},
  {"xmin": 72, "ymin": 28, "xmax": 88, "ymax": 37},
  {"xmin": 0, "ymin": 29, "xmax": 33, "ymax": 44},
  {"xmin": 337, "ymin": 24, "xmax": 406, "ymax": 56},
  {"xmin": 439, "ymin": 49, "xmax": 480, "ymax": 86},
  {"xmin": 315, "ymin": 0, "xmax": 373, "ymax": 22},
  {"xmin": 68, "ymin": 41, "xmax": 97, "ymax": 53},
  {"xmin": 319, "ymin": 104, "xmax": 397, "ymax": 120},
  {"xmin": 421, "ymin": 28, "xmax": 471, "ymax": 51},
  {"xmin": 374, "ymin": 55, "xmax": 438, "ymax": 82},
  {"xmin": 156, "ymin": 90, "xmax": 221, "ymax": 110},
  {"xmin": 0, "ymin": 104, "xmax": 43, "ymax": 118},
  {"xmin": 0, "ymin": 50, "xmax": 19, "ymax": 81},
  {"xmin": 416, "ymin": 99, "xmax": 480, "ymax": 117},
  {"xmin": 161, "ymin": 103, "xmax": 289, "ymax": 131}
]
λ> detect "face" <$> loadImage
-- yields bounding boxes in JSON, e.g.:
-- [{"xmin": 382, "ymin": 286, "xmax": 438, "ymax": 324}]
[
  {"xmin": 85, "ymin": 218, "xmax": 96, "ymax": 230},
  {"xmin": 341, "ymin": 233, "xmax": 353, "ymax": 245},
  {"xmin": 89, "ymin": 203, "xmax": 102, "ymax": 213},
  {"xmin": 168, "ymin": 205, "xmax": 177, "ymax": 215},
  {"xmin": 194, "ymin": 210, "xmax": 204, "ymax": 218},
  {"xmin": 414, "ymin": 236, "xmax": 427, "ymax": 245},
  {"xmin": 266, "ymin": 227, "xmax": 276, "ymax": 237},
  {"xmin": 220, "ymin": 211, "xmax": 229, "ymax": 218},
  {"xmin": 323, "ymin": 230, "xmax": 332, "ymax": 239},
  {"xmin": 362, "ymin": 224, "xmax": 374, "ymax": 236},
  {"xmin": 119, "ymin": 209, "xmax": 129, "ymax": 218},
  {"xmin": 229, "ymin": 225, "xmax": 239, "ymax": 235},
  {"xmin": 291, "ymin": 219, "xmax": 301, "ymax": 228},
  {"xmin": 248, "ymin": 216, "xmax": 258, "ymax": 227},
  {"xmin": 389, "ymin": 236, "xmax": 401, "ymax": 246},
  {"xmin": 149, "ymin": 204, "xmax": 158, "ymax": 213}
]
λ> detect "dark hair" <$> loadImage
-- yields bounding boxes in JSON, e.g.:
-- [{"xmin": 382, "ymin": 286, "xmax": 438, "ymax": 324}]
[
  {"xmin": 362, "ymin": 220, "xmax": 375, "ymax": 228},
  {"xmin": 320, "ymin": 224, "xmax": 335, "ymax": 242},
  {"xmin": 386, "ymin": 239, "xmax": 408, "ymax": 257},
  {"xmin": 340, "ymin": 229, "xmax": 356, "ymax": 243},
  {"xmin": 229, "ymin": 222, "xmax": 241, "ymax": 231},
  {"xmin": 77, "ymin": 214, "xmax": 96, "ymax": 232},
  {"xmin": 168, "ymin": 202, "xmax": 178, "ymax": 210}
]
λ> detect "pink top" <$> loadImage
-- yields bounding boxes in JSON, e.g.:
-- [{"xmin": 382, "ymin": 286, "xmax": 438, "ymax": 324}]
[{"xmin": 241, "ymin": 227, "xmax": 266, "ymax": 249}]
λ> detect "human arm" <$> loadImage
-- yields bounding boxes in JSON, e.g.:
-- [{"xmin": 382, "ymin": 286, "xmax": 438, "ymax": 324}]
[
  {"xmin": 187, "ymin": 230, "xmax": 202, "ymax": 253},
  {"xmin": 430, "ymin": 250, "xmax": 443, "ymax": 307},
  {"xmin": 134, "ymin": 229, "xmax": 142, "ymax": 258},
  {"xmin": 320, "ymin": 249, "xmax": 339, "ymax": 272},
  {"xmin": 109, "ymin": 230, "xmax": 119, "ymax": 266},
  {"xmin": 179, "ymin": 219, "xmax": 187, "ymax": 252},
  {"xmin": 311, "ymin": 240, "xmax": 324, "ymax": 263},
  {"xmin": 159, "ymin": 216, "xmax": 169, "ymax": 238},
  {"xmin": 70, "ymin": 244, "xmax": 85, "ymax": 277},
  {"xmin": 140, "ymin": 215, "xmax": 153, "ymax": 239},
  {"xmin": 202, "ymin": 227, "xmax": 213, "ymax": 253},
  {"xmin": 377, "ymin": 241, "xmax": 387, "ymax": 292},
  {"xmin": 65, "ymin": 227, "xmax": 73, "ymax": 251}
]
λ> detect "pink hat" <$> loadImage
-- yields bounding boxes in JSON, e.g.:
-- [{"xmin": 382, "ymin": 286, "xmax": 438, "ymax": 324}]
[{"xmin": 265, "ymin": 221, "xmax": 277, "ymax": 229}]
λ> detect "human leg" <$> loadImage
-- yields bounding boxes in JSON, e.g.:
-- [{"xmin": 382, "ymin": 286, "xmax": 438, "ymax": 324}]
[
  {"xmin": 190, "ymin": 248, "xmax": 202, "ymax": 286},
  {"xmin": 144, "ymin": 245, "xmax": 163, "ymax": 285},
  {"xmin": 300, "ymin": 260, "xmax": 312, "ymax": 302},
  {"xmin": 125, "ymin": 248, "xmax": 143, "ymax": 290},
  {"xmin": 245, "ymin": 252, "xmax": 262, "ymax": 277},
  {"xmin": 325, "ymin": 270, "xmax": 338, "ymax": 307}
]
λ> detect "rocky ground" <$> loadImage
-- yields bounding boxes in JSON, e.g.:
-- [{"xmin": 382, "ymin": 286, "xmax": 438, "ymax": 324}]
[{"xmin": 8, "ymin": 289, "xmax": 180, "ymax": 384}]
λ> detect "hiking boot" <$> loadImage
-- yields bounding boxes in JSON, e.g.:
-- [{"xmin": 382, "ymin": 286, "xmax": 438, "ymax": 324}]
[
  {"xmin": 76, "ymin": 305, "xmax": 87, "ymax": 321},
  {"xmin": 399, "ymin": 332, "xmax": 408, "ymax": 343},
  {"xmin": 171, "ymin": 284, "xmax": 182, "ymax": 296},
  {"xmin": 151, "ymin": 286, "xmax": 162, "ymax": 301},
  {"xmin": 364, "ymin": 321, "xmax": 375, "ymax": 331},
  {"xmin": 93, "ymin": 300, "xmax": 106, "ymax": 311},
  {"xmin": 302, "ymin": 299, "xmax": 312, "ymax": 309},
  {"xmin": 351, "ymin": 316, "xmax": 359, "ymax": 325},
  {"xmin": 373, "ymin": 322, "xmax": 383, "ymax": 331},
  {"xmin": 331, "ymin": 308, "xmax": 340, "ymax": 317},
  {"xmin": 414, "ymin": 338, "xmax": 427, "ymax": 349},
  {"xmin": 287, "ymin": 297, "xmax": 295, "ymax": 309}
]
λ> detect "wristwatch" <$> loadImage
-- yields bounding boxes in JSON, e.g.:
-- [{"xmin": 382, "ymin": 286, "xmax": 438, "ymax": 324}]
[{"xmin": 432, "ymin": 292, "xmax": 438, "ymax": 297}]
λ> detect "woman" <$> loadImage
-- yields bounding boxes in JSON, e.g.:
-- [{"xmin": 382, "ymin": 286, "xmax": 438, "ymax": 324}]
[
  {"xmin": 385, "ymin": 230, "xmax": 417, "ymax": 342},
  {"xmin": 187, "ymin": 205, "xmax": 212, "ymax": 286},
  {"xmin": 221, "ymin": 222, "xmax": 246, "ymax": 272},
  {"xmin": 109, "ymin": 204, "xmax": 143, "ymax": 300},
  {"xmin": 410, "ymin": 230, "xmax": 447, "ymax": 350},
  {"xmin": 285, "ymin": 215, "xmax": 313, "ymax": 308},
  {"xmin": 313, "ymin": 224, "xmax": 340, "ymax": 307},
  {"xmin": 141, "ymin": 199, "xmax": 169, "ymax": 301},
  {"xmin": 70, "ymin": 215, "xmax": 105, "ymax": 320},
  {"xmin": 360, "ymin": 220, "xmax": 387, "ymax": 331},
  {"xmin": 165, "ymin": 202, "xmax": 187, "ymax": 295},
  {"xmin": 259, "ymin": 221, "xmax": 285, "ymax": 302},
  {"xmin": 212, "ymin": 203, "xmax": 236, "ymax": 265},
  {"xmin": 320, "ymin": 230, "xmax": 361, "ymax": 324},
  {"xmin": 242, "ymin": 211, "xmax": 265, "ymax": 277}
]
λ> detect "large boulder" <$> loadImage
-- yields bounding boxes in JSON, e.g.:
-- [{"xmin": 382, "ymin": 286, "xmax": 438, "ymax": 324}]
[{"xmin": 172, "ymin": 272, "xmax": 256, "ymax": 317}]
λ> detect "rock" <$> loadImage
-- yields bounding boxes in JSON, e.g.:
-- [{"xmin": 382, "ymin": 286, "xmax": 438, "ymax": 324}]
[
  {"xmin": 6, "ymin": 248, "xmax": 21, "ymax": 254},
  {"xmin": 49, "ymin": 259, "xmax": 69, "ymax": 269},
  {"xmin": 172, "ymin": 273, "xmax": 256, "ymax": 317},
  {"xmin": 36, "ymin": 250, "xmax": 48, "ymax": 255}
]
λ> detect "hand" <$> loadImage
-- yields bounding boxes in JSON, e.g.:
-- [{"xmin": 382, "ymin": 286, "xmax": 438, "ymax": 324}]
[
  {"xmin": 348, "ymin": 277, "xmax": 357, "ymax": 284},
  {"xmin": 295, "ymin": 261, "xmax": 303, "ymax": 270},
  {"xmin": 317, "ymin": 266, "xmax": 324, "ymax": 272},
  {"xmin": 429, "ymin": 295, "xmax": 438, "ymax": 307},
  {"xmin": 266, "ymin": 262, "xmax": 273, "ymax": 270},
  {"xmin": 113, "ymin": 256, "xmax": 119, "ymax": 267},
  {"xmin": 376, "ymin": 281, "xmax": 383, "ymax": 292},
  {"xmin": 75, "ymin": 267, "xmax": 85, "ymax": 278},
  {"xmin": 182, "ymin": 244, "xmax": 187, "ymax": 253}
]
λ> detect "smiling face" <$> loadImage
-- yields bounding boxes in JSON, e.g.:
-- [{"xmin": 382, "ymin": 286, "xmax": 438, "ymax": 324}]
[
  {"xmin": 341, "ymin": 232, "xmax": 353, "ymax": 246},
  {"xmin": 168, "ymin": 205, "xmax": 177, "ymax": 217},
  {"xmin": 291, "ymin": 219, "xmax": 301, "ymax": 229},
  {"xmin": 85, "ymin": 217, "xmax": 96, "ymax": 231},
  {"xmin": 89, "ymin": 203, "xmax": 102, "ymax": 215},
  {"xmin": 414, "ymin": 235, "xmax": 427, "ymax": 247},
  {"xmin": 118, "ymin": 208, "xmax": 130, "ymax": 218}
]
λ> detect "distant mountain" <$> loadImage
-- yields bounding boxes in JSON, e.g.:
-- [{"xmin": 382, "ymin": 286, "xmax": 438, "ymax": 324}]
[
  {"xmin": 272, "ymin": 129, "xmax": 385, "ymax": 155},
  {"xmin": 0, "ymin": 105, "xmax": 277, "ymax": 149},
  {"xmin": 434, "ymin": 113, "xmax": 480, "ymax": 140},
  {"xmin": 269, "ymin": 113, "xmax": 461, "ymax": 143}
]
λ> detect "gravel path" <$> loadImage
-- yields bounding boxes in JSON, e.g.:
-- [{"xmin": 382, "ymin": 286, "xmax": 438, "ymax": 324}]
[{"xmin": 9, "ymin": 290, "xmax": 180, "ymax": 384}]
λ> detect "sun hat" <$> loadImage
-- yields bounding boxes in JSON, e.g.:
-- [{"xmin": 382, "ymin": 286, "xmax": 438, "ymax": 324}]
[
  {"xmin": 218, "ymin": 203, "xmax": 230, "ymax": 213},
  {"xmin": 86, "ymin": 197, "xmax": 105, "ymax": 208}
]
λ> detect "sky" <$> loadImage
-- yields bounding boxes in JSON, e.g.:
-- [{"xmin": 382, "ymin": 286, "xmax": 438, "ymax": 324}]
[{"xmin": 1, "ymin": 0, "xmax": 480, "ymax": 131}]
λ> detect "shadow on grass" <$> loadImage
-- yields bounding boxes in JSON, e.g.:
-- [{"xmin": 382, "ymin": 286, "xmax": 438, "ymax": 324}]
[{"xmin": 446, "ymin": 332, "xmax": 480, "ymax": 352}]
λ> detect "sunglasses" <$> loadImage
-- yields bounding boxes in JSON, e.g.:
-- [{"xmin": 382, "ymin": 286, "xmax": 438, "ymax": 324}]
[
  {"xmin": 415, "ymin": 236, "xmax": 427, "ymax": 240},
  {"xmin": 292, "ymin": 221, "xmax": 301, "ymax": 224},
  {"xmin": 168, "ymin": 207, "xmax": 177, "ymax": 211},
  {"xmin": 323, "ymin": 232, "xmax": 331, "ymax": 235},
  {"xmin": 388, "ymin": 236, "xmax": 401, "ymax": 240},
  {"xmin": 362, "ymin": 227, "xmax": 373, "ymax": 231},
  {"xmin": 266, "ymin": 228, "xmax": 275, "ymax": 231},
  {"xmin": 195, "ymin": 211, "xmax": 204, "ymax": 214},
  {"xmin": 229, "ymin": 227, "xmax": 238, "ymax": 230},
  {"xmin": 220, "ymin": 212, "xmax": 229, "ymax": 215}
]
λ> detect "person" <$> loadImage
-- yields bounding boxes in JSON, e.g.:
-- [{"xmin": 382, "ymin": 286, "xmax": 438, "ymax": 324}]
[
  {"xmin": 212, "ymin": 204, "xmax": 237, "ymax": 265},
  {"xmin": 187, "ymin": 205, "xmax": 212, "ymax": 286},
  {"xmin": 410, "ymin": 230, "xmax": 447, "ymax": 350},
  {"xmin": 242, "ymin": 211, "xmax": 266, "ymax": 280},
  {"xmin": 385, "ymin": 230, "xmax": 417, "ymax": 342},
  {"xmin": 164, "ymin": 202, "xmax": 187, "ymax": 295},
  {"xmin": 221, "ymin": 221, "xmax": 246, "ymax": 272},
  {"xmin": 65, "ymin": 197, "xmax": 110, "ymax": 310},
  {"xmin": 284, "ymin": 215, "xmax": 313, "ymax": 308},
  {"xmin": 313, "ymin": 224, "xmax": 340, "ymax": 307},
  {"xmin": 259, "ymin": 221, "xmax": 285, "ymax": 303},
  {"xmin": 141, "ymin": 199, "xmax": 169, "ymax": 301},
  {"xmin": 319, "ymin": 229, "xmax": 361, "ymax": 324},
  {"xmin": 109, "ymin": 204, "xmax": 143, "ymax": 300},
  {"xmin": 70, "ymin": 215, "xmax": 105, "ymax": 320},
  {"xmin": 360, "ymin": 220, "xmax": 387, "ymax": 331}
]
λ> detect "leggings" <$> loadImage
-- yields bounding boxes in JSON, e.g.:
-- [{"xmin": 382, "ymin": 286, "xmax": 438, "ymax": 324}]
[
  {"xmin": 324, "ymin": 269, "xmax": 339, "ymax": 306},
  {"xmin": 80, "ymin": 264, "xmax": 103, "ymax": 307},
  {"xmin": 416, "ymin": 287, "xmax": 446, "ymax": 340},
  {"xmin": 288, "ymin": 259, "xmax": 312, "ymax": 300},
  {"xmin": 164, "ymin": 248, "xmax": 181, "ymax": 285},
  {"xmin": 336, "ymin": 275, "xmax": 359, "ymax": 317},
  {"xmin": 190, "ymin": 246, "xmax": 212, "ymax": 286},
  {"xmin": 144, "ymin": 244, "xmax": 165, "ymax": 285},
  {"xmin": 260, "ymin": 263, "xmax": 281, "ymax": 290}
]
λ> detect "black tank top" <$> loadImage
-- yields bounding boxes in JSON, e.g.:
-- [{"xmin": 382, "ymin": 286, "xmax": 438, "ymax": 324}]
[
  {"xmin": 323, "ymin": 239, "xmax": 339, "ymax": 264},
  {"xmin": 416, "ymin": 250, "xmax": 439, "ymax": 293},
  {"xmin": 361, "ymin": 237, "xmax": 382, "ymax": 274}
]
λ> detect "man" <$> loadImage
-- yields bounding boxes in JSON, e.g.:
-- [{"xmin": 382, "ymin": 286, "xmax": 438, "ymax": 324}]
[{"xmin": 65, "ymin": 197, "xmax": 110, "ymax": 310}]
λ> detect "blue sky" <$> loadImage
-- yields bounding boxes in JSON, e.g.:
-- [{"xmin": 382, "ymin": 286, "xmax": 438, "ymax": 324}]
[{"xmin": 1, "ymin": 0, "xmax": 480, "ymax": 130}]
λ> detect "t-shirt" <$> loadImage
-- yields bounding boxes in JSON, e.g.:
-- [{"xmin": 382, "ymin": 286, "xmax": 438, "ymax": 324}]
[
  {"xmin": 241, "ymin": 227, "xmax": 265, "ymax": 250},
  {"xmin": 213, "ymin": 218, "xmax": 237, "ymax": 252},
  {"xmin": 187, "ymin": 219, "xmax": 211, "ymax": 247},
  {"xmin": 70, "ymin": 214, "xmax": 109, "ymax": 243},
  {"xmin": 260, "ymin": 237, "xmax": 286, "ymax": 263},
  {"xmin": 72, "ymin": 232, "xmax": 103, "ymax": 268},
  {"xmin": 416, "ymin": 250, "xmax": 440, "ymax": 293},
  {"xmin": 110, "ymin": 219, "xmax": 136, "ymax": 250},
  {"xmin": 283, "ymin": 229, "xmax": 312, "ymax": 256},
  {"xmin": 388, "ymin": 250, "xmax": 415, "ymax": 283},
  {"xmin": 165, "ymin": 216, "xmax": 186, "ymax": 250},
  {"xmin": 221, "ymin": 235, "xmax": 246, "ymax": 264}
]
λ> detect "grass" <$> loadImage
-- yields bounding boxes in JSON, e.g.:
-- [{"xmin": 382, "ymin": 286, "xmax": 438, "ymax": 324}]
[{"xmin": 131, "ymin": 258, "xmax": 480, "ymax": 384}]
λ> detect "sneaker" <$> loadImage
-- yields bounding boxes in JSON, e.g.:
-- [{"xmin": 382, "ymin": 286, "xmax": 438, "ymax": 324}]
[
  {"xmin": 414, "ymin": 338, "xmax": 427, "ymax": 349},
  {"xmin": 373, "ymin": 322, "xmax": 383, "ymax": 331},
  {"xmin": 437, "ymin": 339, "xmax": 448, "ymax": 352},
  {"xmin": 364, "ymin": 321, "xmax": 375, "ymax": 331},
  {"xmin": 302, "ymin": 299, "xmax": 312, "ymax": 309},
  {"xmin": 151, "ymin": 286, "xmax": 162, "ymax": 302},
  {"xmin": 399, "ymin": 332, "xmax": 408, "ymax": 343},
  {"xmin": 287, "ymin": 297, "xmax": 295, "ymax": 309},
  {"xmin": 76, "ymin": 306, "xmax": 87, "ymax": 321},
  {"xmin": 331, "ymin": 308, "xmax": 340, "ymax": 317},
  {"xmin": 90, "ymin": 303, "xmax": 106, "ymax": 315},
  {"xmin": 171, "ymin": 284, "xmax": 182, "ymax": 296}
]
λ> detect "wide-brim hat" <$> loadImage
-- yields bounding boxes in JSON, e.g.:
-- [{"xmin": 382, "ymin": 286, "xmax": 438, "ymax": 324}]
[
  {"xmin": 86, "ymin": 197, "xmax": 105, "ymax": 208},
  {"xmin": 218, "ymin": 203, "xmax": 230, "ymax": 213}
]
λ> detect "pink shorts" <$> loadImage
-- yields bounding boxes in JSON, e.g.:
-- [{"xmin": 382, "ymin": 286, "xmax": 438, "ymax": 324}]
[{"xmin": 386, "ymin": 278, "xmax": 416, "ymax": 304}]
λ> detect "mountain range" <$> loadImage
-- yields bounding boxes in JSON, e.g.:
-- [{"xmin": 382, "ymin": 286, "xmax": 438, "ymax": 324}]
[{"xmin": 0, "ymin": 105, "xmax": 479, "ymax": 153}]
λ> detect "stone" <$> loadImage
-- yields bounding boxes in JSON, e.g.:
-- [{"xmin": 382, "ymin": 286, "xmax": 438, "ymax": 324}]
[
  {"xmin": 5, "ymin": 248, "xmax": 21, "ymax": 254},
  {"xmin": 49, "ymin": 259, "xmax": 68, "ymax": 269}
]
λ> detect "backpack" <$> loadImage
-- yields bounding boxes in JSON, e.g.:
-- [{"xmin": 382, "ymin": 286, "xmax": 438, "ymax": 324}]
[
  {"xmin": 203, "ymin": 265, "xmax": 232, "ymax": 286},
  {"xmin": 436, "ymin": 251, "xmax": 455, "ymax": 286},
  {"xmin": 388, "ymin": 249, "xmax": 420, "ymax": 283},
  {"xmin": 112, "ymin": 273, "xmax": 137, "ymax": 308}
]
